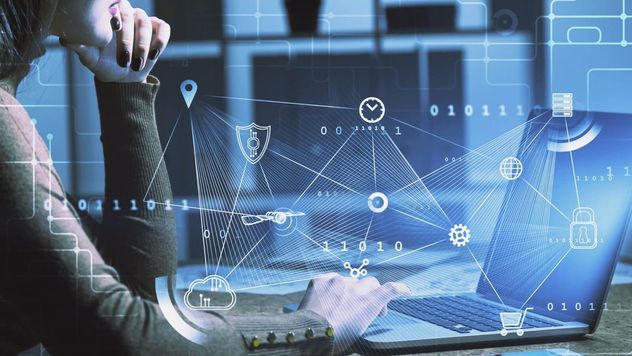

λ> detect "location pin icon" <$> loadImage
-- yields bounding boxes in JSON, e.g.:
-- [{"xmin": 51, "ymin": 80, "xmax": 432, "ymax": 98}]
[{"xmin": 180, "ymin": 80, "xmax": 198, "ymax": 109}]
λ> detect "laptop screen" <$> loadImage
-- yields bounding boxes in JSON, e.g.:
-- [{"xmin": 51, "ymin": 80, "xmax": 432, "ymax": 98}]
[{"xmin": 476, "ymin": 110, "xmax": 632, "ymax": 328}]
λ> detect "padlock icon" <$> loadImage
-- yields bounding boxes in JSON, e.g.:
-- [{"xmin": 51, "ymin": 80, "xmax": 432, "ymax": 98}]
[{"xmin": 569, "ymin": 207, "xmax": 598, "ymax": 250}]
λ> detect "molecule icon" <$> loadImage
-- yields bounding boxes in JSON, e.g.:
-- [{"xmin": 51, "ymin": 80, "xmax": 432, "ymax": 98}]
[{"xmin": 344, "ymin": 258, "xmax": 369, "ymax": 279}]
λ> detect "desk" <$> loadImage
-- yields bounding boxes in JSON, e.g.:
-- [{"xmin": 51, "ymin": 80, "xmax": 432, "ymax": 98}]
[{"xmin": 225, "ymin": 284, "xmax": 632, "ymax": 355}]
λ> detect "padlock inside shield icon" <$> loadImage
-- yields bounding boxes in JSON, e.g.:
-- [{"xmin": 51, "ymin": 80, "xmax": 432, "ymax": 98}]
[{"xmin": 569, "ymin": 207, "xmax": 598, "ymax": 250}]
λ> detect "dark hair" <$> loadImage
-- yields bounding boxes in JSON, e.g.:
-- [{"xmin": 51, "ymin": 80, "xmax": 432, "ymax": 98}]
[{"xmin": 0, "ymin": 0, "xmax": 55, "ymax": 81}]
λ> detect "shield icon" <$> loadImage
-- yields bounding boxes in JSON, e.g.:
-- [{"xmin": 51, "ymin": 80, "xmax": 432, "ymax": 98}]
[{"xmin": 236, "ymin": 123, "xmax": 271, "ymax": 164}]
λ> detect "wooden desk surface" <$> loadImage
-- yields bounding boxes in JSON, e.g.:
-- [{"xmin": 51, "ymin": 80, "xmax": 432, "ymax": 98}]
[{"xmin": 226, "ymin": 284, "xmax": 632, "ymax": 355}]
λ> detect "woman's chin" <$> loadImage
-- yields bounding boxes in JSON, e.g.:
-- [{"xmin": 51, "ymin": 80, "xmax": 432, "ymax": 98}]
[
  {"xmin": 92, "ymin": 28, "xmax": 115, "ymax": 46},
  {"xmin": 82, "ymin": 30, "xmax": 114, "ymax": 48},
  {"xmin": 59, "ymin": 28, "xmax": 112, "ymax": 48}
]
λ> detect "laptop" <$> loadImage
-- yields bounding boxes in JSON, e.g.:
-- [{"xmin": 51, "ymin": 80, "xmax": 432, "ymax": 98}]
[
  {"xmin": 357, "ymin": 109, "xmax": 632, "ymax": 352},
  {"xmin": 285, "ymin": 109, "xmax": 632, "ymax": 352}
]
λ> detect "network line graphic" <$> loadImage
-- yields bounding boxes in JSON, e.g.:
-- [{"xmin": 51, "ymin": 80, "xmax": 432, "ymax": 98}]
[
  {"xmin": 140, "ymin": 79, "xmax": 602, "ymax": 316},
  {"xmin": 3, "ymin": 2, "xmax": 630, "ymax": 354}
]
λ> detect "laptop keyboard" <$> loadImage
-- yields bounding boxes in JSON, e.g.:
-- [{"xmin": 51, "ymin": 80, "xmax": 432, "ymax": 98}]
[{"xmin": 389, "ymin": 296, "xmax": 562, "ymax": 334}]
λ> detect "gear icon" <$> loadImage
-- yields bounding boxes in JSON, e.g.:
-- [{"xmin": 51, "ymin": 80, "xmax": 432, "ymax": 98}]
[{"xmin": 449, "ymin": 224, "xmax": 471, "ymax": 247}]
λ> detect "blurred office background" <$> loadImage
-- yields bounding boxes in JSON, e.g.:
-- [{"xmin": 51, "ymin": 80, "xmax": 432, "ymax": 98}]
[{"xmin": 17, "ymin": 0, "xmax": 632, "ymax": 262}]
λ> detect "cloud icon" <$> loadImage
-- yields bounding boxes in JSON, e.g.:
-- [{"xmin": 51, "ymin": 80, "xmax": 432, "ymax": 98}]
[{"xmin": 184, "ymin": 275, "xmax": 237, "ymax": 311}]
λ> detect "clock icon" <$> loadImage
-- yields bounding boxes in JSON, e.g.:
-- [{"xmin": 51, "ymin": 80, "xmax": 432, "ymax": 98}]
[{"xmin": 359, "ymin": 97, "xmax": 385, "ymax": 124}]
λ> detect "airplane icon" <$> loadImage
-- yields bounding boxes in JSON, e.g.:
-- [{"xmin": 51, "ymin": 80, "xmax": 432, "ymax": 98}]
[{"xmin": 241, "ymin": 210, "xmax": 305, "ymax": 226}]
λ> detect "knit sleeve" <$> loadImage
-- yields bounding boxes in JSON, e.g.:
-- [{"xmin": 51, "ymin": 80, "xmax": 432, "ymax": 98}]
[{"xmin": 93, "ymin": 75, "xmax": 176, "ymax": 301}]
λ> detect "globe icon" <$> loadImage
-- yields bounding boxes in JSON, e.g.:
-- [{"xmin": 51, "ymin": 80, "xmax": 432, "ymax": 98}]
[{"xmin": 500, "ymin": 157, "xmax": 523, "ymax": 180}]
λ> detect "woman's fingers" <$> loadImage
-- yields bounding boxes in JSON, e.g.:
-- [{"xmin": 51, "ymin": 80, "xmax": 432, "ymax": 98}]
[
  {"xmin": 131, "ymin": 9, "xmax": 152, "ymax": 72},
  {"xmin": 380, "ymin": 306, "xmax": 388, "ymax": 317},
  {"xmin": 115, "ymin": 2, "xmax": 155, "ymax": 72},
  {"xmin": 375, "ymin": 282, "xmax": 411, "ymax": 303},
  {"xmin": 356, "ymin": 276, "xmax": 380, "ymax": 294},
  {"xmin": 313, "ymin": 272, "xmax": 342, "ymax": 283},
  {"xmin": 116, "ymin": 0, "xmax": 134, "ymax": 68},
  {"xmin": 148, "ymin": 17, "xmax": 171, "ymax": 61},
  {"xmin": 298, "ymin": 274, "xmax": 411, "ymax": 355},
  {"xmin": 110, "ymin": 4, "xmax": 122, "ymax": 32},
  {"xmin": 63, "ymin": 1, "xmax": 169, "ymax": 82},
  {"xmin": 357, "ymin": 278, "xmax": 403, "ymax": 318}
]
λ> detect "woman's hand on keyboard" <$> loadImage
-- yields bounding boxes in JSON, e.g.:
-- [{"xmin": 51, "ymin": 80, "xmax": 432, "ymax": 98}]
[{"xmin": 299, "ymin": 273, "xmax": 410, "ymax": 355}]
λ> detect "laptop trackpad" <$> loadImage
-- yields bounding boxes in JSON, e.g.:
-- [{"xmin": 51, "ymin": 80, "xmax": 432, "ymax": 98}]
[{"xmin": 363, "ymin": 311, "xmax": 456, "ymax": 341}]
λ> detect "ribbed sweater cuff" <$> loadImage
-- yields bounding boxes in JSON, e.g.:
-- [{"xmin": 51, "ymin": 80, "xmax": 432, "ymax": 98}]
[
  {"xmin": 95, "ymin": 75, "xmax": 160, "ymax": 142},
  {"xmin": 226, "ymin": 310, "xmax": 334, "ymax": 355},
  {"xmin": 94, "ymin": 75, "xmax": 171, "ymax": 218}
]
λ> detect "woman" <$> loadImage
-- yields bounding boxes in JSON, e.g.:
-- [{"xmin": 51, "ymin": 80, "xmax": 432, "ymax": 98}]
[{"xmin": 0, "ymin": 0, "xmax": 409, "ymax": 354}]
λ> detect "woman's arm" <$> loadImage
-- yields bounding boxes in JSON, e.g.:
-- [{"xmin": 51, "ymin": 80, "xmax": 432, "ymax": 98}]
[
  {"xmin": 94, "ymin": 76, "xmax": 176, "ymax": 301},
  {"xmin": 0, "ymin": 87, "xmax": 335, "ymax": 355},
  {"xmin": 0, "ymin": 91, "xmax": 244, "ymax": 355},
  {"xmin": 59, "ymin": 2, "xmax": 175, "ymax": 301}
]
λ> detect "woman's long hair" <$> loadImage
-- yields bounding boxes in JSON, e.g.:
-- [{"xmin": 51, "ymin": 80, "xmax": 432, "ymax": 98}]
[{"xmin": 0, "ymin": 0, "xmax": 56, "ymax": 81}]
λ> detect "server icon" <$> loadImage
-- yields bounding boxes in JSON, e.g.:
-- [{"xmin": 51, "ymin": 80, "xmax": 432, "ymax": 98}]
[{"xmin": 552, "ymin": 92, "xmax": 573, "ymax": 118}]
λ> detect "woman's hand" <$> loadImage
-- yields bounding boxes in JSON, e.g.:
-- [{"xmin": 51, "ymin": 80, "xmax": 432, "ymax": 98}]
[
  {"xmin": 60, "ymin": 0, "xmax": 170, "ymax": 83},
  {"xmin": 299, "ymin": 273, "xmax": 410, "ymax": 355}
]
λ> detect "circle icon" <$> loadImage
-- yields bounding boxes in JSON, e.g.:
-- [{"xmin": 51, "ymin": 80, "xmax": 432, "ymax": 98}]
[
  {"xmin": 273, "ymin": 212, "xmax": 287, "ymax": 225},
  {"xmin": 499, "ymin": 156, "xmax": 523, "ymax": 181},
  {"xmin": 359, "ymin": 97, "xmax": 386, "ymax": 124},
  {"xmin": 368, "ymin": 192, "xmax": 389, "ymax": 213},
  {"xmin": 247, "ymin": 132, "xmax": 260, "ymax": 151},
  {"xmin": 493, "ymin": 9, "xmax": 519, "ymax": 36},
  {"xmin": 271, "ymin": 207, "xmax": 299, "ymax": 236}
]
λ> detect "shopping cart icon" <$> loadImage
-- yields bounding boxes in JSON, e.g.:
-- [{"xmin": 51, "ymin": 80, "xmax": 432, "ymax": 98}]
[{"xmin": 499, "ymin": 307, "xmax": 533, "ymax": 336}]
